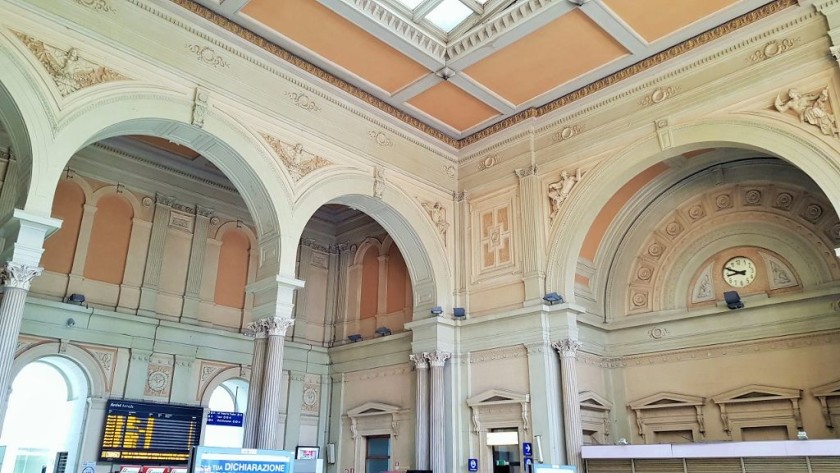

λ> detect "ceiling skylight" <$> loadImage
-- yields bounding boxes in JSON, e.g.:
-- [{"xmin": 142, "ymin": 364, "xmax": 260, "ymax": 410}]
[
  {"xmin": 393, "ymin": 0, "xmax": 425, "ymax": 8},
  {"xmin": 425, "ymin": 0, "xmax": 473, "ymax": 32}
]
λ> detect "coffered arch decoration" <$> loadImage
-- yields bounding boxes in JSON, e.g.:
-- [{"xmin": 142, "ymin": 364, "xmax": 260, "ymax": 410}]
[
  {"xmin": 546, "ymin": 116, "xmax": 840, "ymax": 306},
  {"xmin": 596, "ymin": 157, "xmax": 840, "ymax": 319}
]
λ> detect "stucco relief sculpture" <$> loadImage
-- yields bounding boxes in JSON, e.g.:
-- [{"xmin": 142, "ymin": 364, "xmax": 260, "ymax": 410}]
[
  {"xmin": 421, "ymin": 201, "xmax": 449, "ymax": 240},
  {"xmin": 192, "ymin": 88, "xmax": 209, "ymax": 128},
  {"xmin": 373, "ymin": 167, "xmax": 385, "ymax": 199},
  {"xmin": 548, "ymin": 168, "xmax": 583, "ymax": 220},
  {"xmin": 13, "ymin": 32, "xmax": 128, "ymax": 96},
  {"xmin": 261, "ymin": 134, "xmax": 331, "ymax": 182},
  {"xmin": 774, "ymin": 87, "xmax": 838, "ymax": 137}
]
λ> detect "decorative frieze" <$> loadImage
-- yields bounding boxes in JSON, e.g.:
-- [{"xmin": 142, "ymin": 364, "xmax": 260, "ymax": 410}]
[
  {"xmin": 12, "ymin": 32, "xmax": 128, "ymax": 96},
  {"xmin": 552, "ymin": 125, "xmax": 582, "ymax": 143},
  {"xmin": 186, "ymin": 43, "xmax": 229, "ymax": 68},
  {"xmin": 285, "ymin": 91, "xmax": 321, "ymax": 112},
  {"xmin": 747, "ymin": 37, "xmax": 800, "ymax": 62},
  {"xmin": 640, "ymin": 86, "xmax": 679, "ymax": 106}
]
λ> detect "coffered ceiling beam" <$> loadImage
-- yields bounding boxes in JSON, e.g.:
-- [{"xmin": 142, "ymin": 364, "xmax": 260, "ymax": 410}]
[
  {"xmin": 319, "ymin": 0, "xmax": 448, "ymax": 68},
  {"xmin": 448, "ymin": 75, "xmax": 516, "ymax": 114},
  {"xmin": 576, "ymin": 1, "xmax": 647, "ymax": 55}
]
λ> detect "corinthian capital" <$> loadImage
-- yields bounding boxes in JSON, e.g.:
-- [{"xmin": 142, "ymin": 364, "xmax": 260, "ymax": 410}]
[
  {"xmin": 1, "ymin": 262, "xmax": 43, "ymax": 290},
  {"xmin": 552, "ymin": 338, "xmax": 581, "ymax": 358},
  {"xmin": 425, "ymin": 351, "xmax": 451, "ymax": 367},
  {"xmin": 410, "ymin": 352, "xmax": 430, "ymax": 369},
  {"xmin": 263, "ymin": 317, "xmax": 294, "ymax": 336},
  {"xmin": 243, "ymin": 320, "xmax": 267, "ymax": 338}
]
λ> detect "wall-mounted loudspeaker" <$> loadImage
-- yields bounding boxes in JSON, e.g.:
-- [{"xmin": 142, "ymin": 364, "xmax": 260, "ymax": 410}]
[{"xmin": 326, "ymin": 443, "xmax": 335, "ymax": 464}]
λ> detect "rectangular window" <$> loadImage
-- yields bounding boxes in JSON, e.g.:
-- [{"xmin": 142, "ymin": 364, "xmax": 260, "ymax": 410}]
[{"xmin": 365, "ymin": 435, "xmax": 390, "ymax": 473}]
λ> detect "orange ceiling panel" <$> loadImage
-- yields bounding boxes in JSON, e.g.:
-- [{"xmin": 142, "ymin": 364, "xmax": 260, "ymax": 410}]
[
  {"xmin": 604, "ymin": 0, "xmax": 740, "ymax": 43},
  {"xmin": 463, "ymin": 10, "xmax": 628, "ymax": 106},
  {"xmin": 407, "ymin": 82, "xmax": 499, "ymax": 132},
  {"xmin": 242, "ymin": 0, "xmax": 428, "ymax": 94}
]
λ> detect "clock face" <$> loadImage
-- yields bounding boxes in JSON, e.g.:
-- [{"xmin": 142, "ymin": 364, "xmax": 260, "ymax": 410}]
[{"xmin": 722, "ymin": 256, "xmax": 756, "ymax": 287}]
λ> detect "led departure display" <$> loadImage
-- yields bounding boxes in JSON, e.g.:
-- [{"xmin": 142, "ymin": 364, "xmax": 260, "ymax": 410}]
[{"xmin": 99, "ymin": 400, "xmax": 203, "ymax": 463}]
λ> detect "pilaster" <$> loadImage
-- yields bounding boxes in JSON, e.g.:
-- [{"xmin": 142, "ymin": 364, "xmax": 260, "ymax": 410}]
[
  {"xmin": 284, "ymin": 371, "xmax": 306, "ymax": 449},
  {"xmin": 323, "ymin": 248, "xmax": 341, "ymax": 345},
  {"xmin": 294, "ymin": 243, "xmax": 314, "ymax": 339},
  {"xmin": 0, "ymin": 152, "xmax": 18, "ymax": 221},
  {"xmin": 526, "ymin": 342, "xmax": 564, "ymax": 464},
  {"xmin": 452, "ymin": 191, "xmax": 468, "ymax": 308},
  {"xmin": 182, "ymin": 206, "xmax": 212, "ymax": 323},
  {"xmin": 328, "ymin": 373, "xmax": 346, "ymax": 473},
  {"xmin": 125, "ymin": 349, "xmax": 153, "ymax": 399},
  {"xmin": 410, "ymin": 352, "xmax": 430, "ymax": 469},
  {"xmin": 553, "ymin": 338, "xmax": 583, "ymax": 473},
  {"xmin": 170, "ymin": 355, "xmax": 195, "ymax": 403},
  {"xmin": 138, "ymin": 195, "xmax": 174, "ymax": 316},
  {"xmin": 426, "ymin": 350, "xmax": 450, "ymax": 473},
  {"xmin": 376, "ymin": 254, "xmax": 389, "ymax": 315},
  {"xmin": 815, "ymin": 0, "xmax": 840, "ymax": 63},
  {"xmin": 515, "ymin": 165, "xmax": 546, "ymax": 302}
]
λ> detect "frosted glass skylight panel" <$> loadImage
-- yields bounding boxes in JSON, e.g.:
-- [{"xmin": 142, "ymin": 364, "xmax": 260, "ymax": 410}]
[
  {"xmin": 393, "ymin": 0, "xmax": 424, "ymax": 8},
  {"xmin": 426, "ymin": 0, "xmax": 473, "ymax": 32}
]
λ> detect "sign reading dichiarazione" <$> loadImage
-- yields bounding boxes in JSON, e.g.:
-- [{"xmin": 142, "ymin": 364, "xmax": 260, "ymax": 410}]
[
  {"xmin": 190, "ymin": 447, "xmax": 294, "ymax": 473},
  {"xmin": 99, "ymin": 399, "xmax": 203, "ymax": 463}
]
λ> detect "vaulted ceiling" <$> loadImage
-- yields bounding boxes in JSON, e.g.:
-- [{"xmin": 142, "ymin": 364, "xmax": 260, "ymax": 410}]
[{"xmin": 183, "ymin": 0, "xmax": 784, "ymax": 145}]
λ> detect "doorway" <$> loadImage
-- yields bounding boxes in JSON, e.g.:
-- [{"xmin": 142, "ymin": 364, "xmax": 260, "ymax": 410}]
[{"xmin": 488, "ymin": 429, "xmax": 520, "ymax": 473}]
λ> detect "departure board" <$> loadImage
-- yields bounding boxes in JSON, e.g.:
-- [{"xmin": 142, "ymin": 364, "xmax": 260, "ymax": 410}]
[{"xmin": 99, "ymin": 400, "xmax": 203, "ymax": 463}]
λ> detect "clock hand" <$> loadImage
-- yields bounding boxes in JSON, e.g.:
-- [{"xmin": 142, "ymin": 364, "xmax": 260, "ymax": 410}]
[{"xmin": 725, "ymin": 267, "xmax": 747, "ymax": 276}]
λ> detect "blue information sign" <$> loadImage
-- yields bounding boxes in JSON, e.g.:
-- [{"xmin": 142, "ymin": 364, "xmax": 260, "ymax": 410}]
[
  {"xmin": 524, "ymin": 458, "xmax": 534, "ymax": 473},
  {"xmin": 468, "ymin": 459, "xmax": 478, "ymax": 472},
  {"xmin": 207, "ymin": 411, "xmax": 245, "ymax": 427},
  {"xmin": 522, "ymin": 442, "xmax": 533, "ymax": 457},
  {"xmin": 191, "ymin": 447, "xmax": 294, "ymax": 473}
]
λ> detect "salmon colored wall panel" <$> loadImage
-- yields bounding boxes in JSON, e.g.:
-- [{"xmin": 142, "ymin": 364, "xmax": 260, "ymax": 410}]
[
  {"xmin": 214, "ymin": 230, "xmax": 250, "ymax": 309},
  {"xmin": 359, "ymin": 247, "xmax": 379, "ymax": 319},
  {"xmin": 386, "ymin": 244, "xmax": 408, "ymax": 314},
  {"xmin": 84, "ymin": 194, "xmax": 133, "ymax": 284},
  {"xmin": 580, "ymin": 163, "xmax": 668, "ymax": 261},
  {"xmin": 41, "ymin": 181, "xmax": 84, "ymax": 274}
]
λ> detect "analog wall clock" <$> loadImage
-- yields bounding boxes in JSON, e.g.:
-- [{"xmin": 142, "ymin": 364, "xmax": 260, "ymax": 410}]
[{"xmin": 722, "ymin": 256, "xmax": 756, "ymax": 287}]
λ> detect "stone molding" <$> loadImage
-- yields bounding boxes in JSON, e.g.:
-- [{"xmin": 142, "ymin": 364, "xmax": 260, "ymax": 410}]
[{"xmin": 470, "ymin": 345, "xmax": 526, "ymax": 364}]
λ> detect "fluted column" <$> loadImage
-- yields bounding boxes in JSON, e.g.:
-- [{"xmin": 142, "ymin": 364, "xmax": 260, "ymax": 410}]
[
  {"xmin": 257, "ymin": 316, "xmax": 294, "ymax": 449},
  {"xmin": 0, "ymin": 262, "xmax": 43, "ymax": 423},
  {"xmin": 515, "ymin": 165, "xmax": 546, "ymax": 302},
  {"xmin": 410, "ymin": 352, "xmax": 430, "ymax": 470},
  {"xmin": 138, "ymin": 194, "xmax": 174, "ymax": 316},
  {"xmin": 427, "ymin": 351, "xmax": 450, "ymax": 473},
  {"xmin": 181, "ymin": 206, "xmax": 213, "ymax": 323},
  {"xmin": 243, "ymin": 320, "xmax": 267, "ymax": 448},
  {"xmin": 553, "ymin": 339, "xmax": 583, "ymax": 472}
]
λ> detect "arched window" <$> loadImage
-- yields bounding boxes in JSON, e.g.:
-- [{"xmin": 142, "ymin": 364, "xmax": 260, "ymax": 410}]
[
  {"xmin": 0, "ymin": 357, "xmax": 89, "ymax": 473},
  {"xmin": 204, "ymin": 379, "xmax": 248, "ymax": 447}
]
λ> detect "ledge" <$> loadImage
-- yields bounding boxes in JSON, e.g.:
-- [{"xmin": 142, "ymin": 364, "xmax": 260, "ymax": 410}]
[{"xmin": 582, "ymin": 439, "xmax": 840, "ymax": 458}]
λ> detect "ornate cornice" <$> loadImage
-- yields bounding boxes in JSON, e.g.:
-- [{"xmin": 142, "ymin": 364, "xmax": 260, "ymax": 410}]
[
  {"xmin": 342, "ymin": 0, "xmax": 446, "ymax": 62},
  {"xmin": 170, "ymin": 0, "xmax": 795, "ymax": 148}
]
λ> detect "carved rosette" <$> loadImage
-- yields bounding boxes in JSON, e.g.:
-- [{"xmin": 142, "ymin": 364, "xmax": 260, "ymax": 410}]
[
  {"xmin": 553, "ymin": 338, "xmax": 581, "ymax": 358},
  {"xmin": 425, "ymin": 351, "xmax": 451, "ymax": 367},
  {"xmin": 1, "ymin": 262, "xmax": 44, "ymax": 291},
  {"xmin": 410, "ymin": 352, "xmax": 430, "ymax": 369},
  {"xmin": 263, "ymin": 317, "xmax": 294, "ymax": 337}
]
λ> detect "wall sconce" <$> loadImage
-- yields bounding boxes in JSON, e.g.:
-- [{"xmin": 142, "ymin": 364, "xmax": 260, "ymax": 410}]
[
  {"xmin": 375, "ymin": 327, "xmax": 391, "ymax": 337},
  {"xmin": 543, "ymin": 292, "xmax": 564, "ymax": 305},
  {"xmin": 347, "ymin": 334, "xmax": 363, "ymax": 343},
  {"xmin": 724, "ymin": 291, "xmax": 743, "ymax": 310},
  {"xmin": 453, "ymin": 307, "xmax": 466, "ymax": 318},
  {"xmin": 430, "ymin": 306, "xmax": 443, "ymax": 316}
]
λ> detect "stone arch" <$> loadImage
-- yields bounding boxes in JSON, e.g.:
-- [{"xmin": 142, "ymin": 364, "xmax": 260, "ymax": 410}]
[
  {"xmin": 30, "ymin": 87, "xmax": 291, "ymax": 277},
  {"xmin": 213, "ymin": 220, "xmax": 258, "ymax": 248},
  {"xmin": 199, "ymin": 366, "xmax": 248, "ymax": 406},
  {"xmin": 291, "ymin": 171, "xmax": 451, "ymax": 316},
  {"xmin": 0, "ymin": 37, "xmax": 55, "ymax": 214},
  {"xmin": 546, "ymin": 115, "xmax": 840, "ymax": 303},
  {"xmin": 354, "ymin": 237, "xmax": 385, "ymax": 265},
  {"xmin": 89, "ymin": 184, "xmax": 145, "ymax": 216},
  {"xmin": 12, "ymin": 342, "xmax": 108, "ymax": 398}
]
